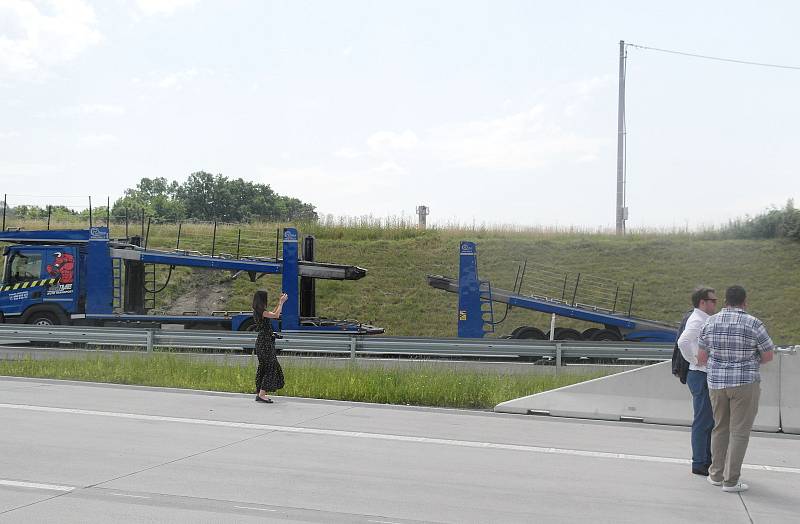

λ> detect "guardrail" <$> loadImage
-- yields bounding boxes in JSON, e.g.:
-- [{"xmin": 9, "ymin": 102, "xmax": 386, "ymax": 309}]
[{"xmin": 0, "ymin": 324, "xmax": 677, "ymax": 364}]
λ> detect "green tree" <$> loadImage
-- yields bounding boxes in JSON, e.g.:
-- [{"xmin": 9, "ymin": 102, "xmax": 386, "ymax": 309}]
[{"xmin": 112, "ymin": 177, "xmax": 184, "ymax": 220}]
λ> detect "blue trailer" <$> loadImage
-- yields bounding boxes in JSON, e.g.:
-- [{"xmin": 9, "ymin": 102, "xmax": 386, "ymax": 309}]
[
  {"xmin": 0, "ymin": 226, "xmax": 381, "ymax": 334},
  {"xmin": 428, "ymin": 241, "xmax": 677, "ymax": 342}
]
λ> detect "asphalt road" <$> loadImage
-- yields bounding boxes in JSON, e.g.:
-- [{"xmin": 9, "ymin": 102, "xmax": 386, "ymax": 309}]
[{"xmin": 1, "ymin": 376, "xmax": 798, "ymax": 523}]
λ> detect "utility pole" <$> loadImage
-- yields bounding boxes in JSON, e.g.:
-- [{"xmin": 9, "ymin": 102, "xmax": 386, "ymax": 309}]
[{"xmin": 616, "ymin": 40, "xmax": 628, "ymax": 235}]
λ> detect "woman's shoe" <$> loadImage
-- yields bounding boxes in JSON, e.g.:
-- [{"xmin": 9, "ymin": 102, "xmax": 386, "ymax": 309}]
[{"xmin": 255, "ymin": 396, "xmax": 273, "ymax": 403}]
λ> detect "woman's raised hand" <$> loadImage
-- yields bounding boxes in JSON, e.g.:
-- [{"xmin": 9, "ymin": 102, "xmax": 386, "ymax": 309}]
[{"xmin": 279, "ymin": 293, "xmax": 288, "ymax": 304}]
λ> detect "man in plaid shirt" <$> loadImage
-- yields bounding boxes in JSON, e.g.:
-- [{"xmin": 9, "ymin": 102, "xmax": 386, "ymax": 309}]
[{"xmin": 697, "ymin": 285, "xmax": 774, "ymax": 493}]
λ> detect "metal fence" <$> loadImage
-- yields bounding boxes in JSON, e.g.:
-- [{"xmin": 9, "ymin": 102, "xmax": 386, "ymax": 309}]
[{"xmin": 0, "ymin": 325, "xmax": 676, "ymax": 364}]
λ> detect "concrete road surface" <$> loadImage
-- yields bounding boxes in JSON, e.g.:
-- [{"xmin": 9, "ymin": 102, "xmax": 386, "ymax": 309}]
[{"xmin": 1, "ymin": 376, "xmax": 798, "ymax": 523}]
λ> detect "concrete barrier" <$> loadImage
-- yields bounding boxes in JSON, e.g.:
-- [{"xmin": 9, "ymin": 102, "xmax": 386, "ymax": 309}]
[
  {"xmin": 780, "ymin": 349, "xmax": 800, "ymax": 434},
  {"xmin": 495, "ymin": 360, "xmax": 782, "ymax": 432}
]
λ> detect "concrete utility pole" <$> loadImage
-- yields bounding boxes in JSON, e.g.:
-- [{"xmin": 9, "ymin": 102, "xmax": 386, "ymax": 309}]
[
  {"xmin": 416, "ymin": 205, "xmax": 429, "ymax": 229},
  {"xmin": 616, "ymin": 40, "xmax": 628, "ymax": 235}
]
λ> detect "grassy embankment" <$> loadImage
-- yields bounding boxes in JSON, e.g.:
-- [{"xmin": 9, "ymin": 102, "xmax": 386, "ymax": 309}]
[
  {"xmin": 0, "ymin": 355, "xmax": 603, "ymax": 409},
  {"xmin": 8, "ymin": 217, "xmax": 800, "ymax": 343},
  {"xmin": 136, "ymin": 220, "xmax": 800, "ymax": 343}
]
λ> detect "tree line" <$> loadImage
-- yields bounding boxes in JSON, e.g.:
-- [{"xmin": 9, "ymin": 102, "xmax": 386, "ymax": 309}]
[
  {"xmin": 715, "ymin": 199, "xmax": 800, "ymax": 241},
  {"xmin": 5, "ymin": 172, "xmax": 318, "ymax": 223}
]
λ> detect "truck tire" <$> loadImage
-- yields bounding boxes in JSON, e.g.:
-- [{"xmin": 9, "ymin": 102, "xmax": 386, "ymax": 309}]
[
  {"xmin": 591, "ymin": 329, "xmax": 622, "ymax": 341},
  {"xmin": 27, "ymin": 312, "xmax": 58, "ymax": 326},
  {"xmin": 238, "ymin": 319, "xmax": 257, "ymax": 331},
  {"xmin": 23, "ymin": 307, "xmax": 66, "ymax": 326},
  {"xmin": 582, "ymin": 328, "xmax": 600, "ymax": 340},
  {"xmin": 513, "ymin": 326, "xmax": 546, "ymax": 340},
  {"xmin": 510, "ymin": 326, "xmax": 527, "ymax": 338},
  {"xmin": 547, "ymin": 327, "xmax": 583, "ymax": 340}
]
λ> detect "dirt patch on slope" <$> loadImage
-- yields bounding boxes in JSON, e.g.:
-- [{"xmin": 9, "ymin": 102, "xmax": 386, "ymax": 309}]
[{"xmin": 163, "ymin": 269, "xmax": 234, "ymax": 314}]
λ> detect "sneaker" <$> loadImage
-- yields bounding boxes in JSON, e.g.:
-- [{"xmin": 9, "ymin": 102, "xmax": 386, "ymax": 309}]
[
  {"xmin": 692, "ymin": 467, "xmax": 709, "ymax": 476},
  {"xmin": 722, "ymin": 483, "xmax": 749, "ymax": 493},
  {"xmin": 707, "ymin": 476, "xmax": 723, "ymax": 486}
]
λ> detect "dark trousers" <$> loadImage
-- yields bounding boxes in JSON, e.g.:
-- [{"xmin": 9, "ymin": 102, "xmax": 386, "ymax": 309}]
[{"xmin": 686, "ymin": 369, "xmax": 713, "ymax": 470}]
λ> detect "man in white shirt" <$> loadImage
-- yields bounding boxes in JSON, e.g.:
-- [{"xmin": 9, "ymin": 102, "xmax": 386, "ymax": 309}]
[{"xmin": 677, "ymin": 286, "xmax": 718, "ymax": 476}]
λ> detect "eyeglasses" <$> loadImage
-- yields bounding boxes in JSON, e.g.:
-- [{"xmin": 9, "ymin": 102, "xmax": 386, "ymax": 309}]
[{"xmin": 703, "ymin": 298, "xmax": 718, "ymax": 303}]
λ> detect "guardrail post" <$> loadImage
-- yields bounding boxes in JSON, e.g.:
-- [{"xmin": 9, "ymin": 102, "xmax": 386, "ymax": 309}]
[
  {"xmin": 555, "ymin": 342, "xmax": 562, "ymax": 373},
  {"xmin": 350, "ymin": 336, "xmax": 357, "ymax": 362},
  {"xmin": 146, "ymin": 329, "xmax": 154, "ymax": 353}
]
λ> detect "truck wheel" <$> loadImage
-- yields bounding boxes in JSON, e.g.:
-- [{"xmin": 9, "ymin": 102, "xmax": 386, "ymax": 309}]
[
  {"xmin": 513, "ymin": 326, "xmax": 546, "ymax": 340},
  {"xmin": 238, "ymin": 319, "xmax": 257, "ymax": 331},
  {"xmin": 591, "ymin": 329, "xmax": 622, "ymax": 341},
  {"xmin": 26, "ymin": 312, "xmax": 60, "ymax": 326}
]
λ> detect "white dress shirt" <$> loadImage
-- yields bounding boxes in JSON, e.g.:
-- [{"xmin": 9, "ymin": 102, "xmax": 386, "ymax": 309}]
[{"xmin": 677, "ymin": 307, "xmax": 710, "ymax": 372}]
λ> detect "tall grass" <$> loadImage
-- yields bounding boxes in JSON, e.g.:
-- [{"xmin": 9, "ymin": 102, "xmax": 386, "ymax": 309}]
[{"xmin": 0, "ymin": 355, "xmax": 602, "ymax": 409}]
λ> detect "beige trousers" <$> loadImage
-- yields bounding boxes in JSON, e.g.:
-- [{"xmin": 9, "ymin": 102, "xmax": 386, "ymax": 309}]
[{"xmin": 708, "ymin": 381, "xmax": 760, "ymax": 487}]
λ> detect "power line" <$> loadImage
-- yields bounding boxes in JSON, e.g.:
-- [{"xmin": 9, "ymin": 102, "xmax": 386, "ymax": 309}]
[{"xmin": 626, "ymin": 43, "xmax": 800, "ymax": 71}]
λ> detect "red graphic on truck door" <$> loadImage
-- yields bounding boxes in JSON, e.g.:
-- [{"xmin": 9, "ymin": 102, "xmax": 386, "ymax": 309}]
[{"xmin": 47, "ymin": 252, "xmax": 75, "ymax": 284}]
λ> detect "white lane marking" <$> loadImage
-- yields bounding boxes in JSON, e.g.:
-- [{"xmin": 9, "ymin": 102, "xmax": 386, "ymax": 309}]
[
  {"xmin": 110, "ymin": 493, "xmax": 150, "ymax": 499},
  {"xmin": 0, "ymin": 479, "xmax": 75, "ymax": 492},
  {"xmin": 368, "ymin": 520, "xmax": 402, "ymax": 524},
  {"xmin": 233, "ymin": 506, "xmax": 277, "ymax": 512},
  {"xmin": 2, "ymin": 403, "xmax": 799, "ymax": 475}
]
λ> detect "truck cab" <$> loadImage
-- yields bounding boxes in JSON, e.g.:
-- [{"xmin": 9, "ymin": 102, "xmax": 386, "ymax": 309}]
[{"xmin": 0, "ymin": 244, "xmax": 80, "ymax": 325}]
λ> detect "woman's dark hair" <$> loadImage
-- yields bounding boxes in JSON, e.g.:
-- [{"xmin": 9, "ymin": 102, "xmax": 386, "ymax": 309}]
[{"xmin": 252, "ymin": 290, "xmax": 268, "ymax": 320}]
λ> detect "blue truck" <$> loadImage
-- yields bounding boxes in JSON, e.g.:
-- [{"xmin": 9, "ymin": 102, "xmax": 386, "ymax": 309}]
[
  {"xmin": 0, "ymin": 226, "xmax": 381, "ymax": 334},
  {"xmin": 428, "ymin": 241, "xmax": 677, "ymax": 342}
]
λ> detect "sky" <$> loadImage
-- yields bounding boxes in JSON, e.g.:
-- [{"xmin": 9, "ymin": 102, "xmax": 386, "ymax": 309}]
[{"xmin": 1, "ymin": 0, "xmax": 798, "ymax": 230}]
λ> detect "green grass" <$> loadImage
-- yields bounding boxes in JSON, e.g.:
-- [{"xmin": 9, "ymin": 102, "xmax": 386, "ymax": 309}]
[
  {"xmin": 0, "ymin": 355, "xmax": 603, "ymax": 409},
  {"xmin": 7, "ymin": 218, "xmax": 800, "ymax": 343}
]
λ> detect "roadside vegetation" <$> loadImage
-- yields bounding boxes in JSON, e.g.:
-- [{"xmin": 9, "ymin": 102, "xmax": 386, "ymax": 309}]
[
  {"xmin": 0, "ymin": 355, "xmax": 604, "ymax": 409},
  {"xmin": 5, "ymin": 211, "xmax": 800, "ymax": 344}
]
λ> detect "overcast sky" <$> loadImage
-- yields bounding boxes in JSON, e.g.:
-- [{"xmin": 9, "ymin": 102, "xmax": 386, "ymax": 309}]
[{"xmin": 1, "ymin": 0, "xmax": 798, "ymax": 229}]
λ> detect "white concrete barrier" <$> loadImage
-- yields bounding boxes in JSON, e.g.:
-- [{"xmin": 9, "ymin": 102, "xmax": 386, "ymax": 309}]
[
  {"xmin": 495, "ymin": 360, "xmax": 782, "ymax": 432},
  {"xmin": 779, "ymin": 348, "xmax": 800, "ymax": 434}
]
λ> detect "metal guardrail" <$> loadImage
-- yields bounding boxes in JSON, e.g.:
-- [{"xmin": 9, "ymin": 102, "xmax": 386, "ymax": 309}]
[{"xmin": 0, "ymin": 325, "xmax": 677, "ymax": 363}]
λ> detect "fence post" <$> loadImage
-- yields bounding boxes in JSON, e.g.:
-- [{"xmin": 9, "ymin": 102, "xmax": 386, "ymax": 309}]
[
  {"xmin": 350, "ymin": 336, "xmax": 357, "ymax": 362},
  {"xmin": 555, "ymin": 342, "xmax": 562, "ymax": 373},
  {"xmin": 146, "ymin": 329, "xmax": 154, "ymax": 353}
]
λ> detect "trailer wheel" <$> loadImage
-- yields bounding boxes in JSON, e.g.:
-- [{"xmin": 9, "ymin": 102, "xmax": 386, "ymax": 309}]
[
  {"xmin": 510, "ymin": 326, "xmax": 527, "ymax": 338},
  {"xmin": 26, "ymin": 312, "xmax": 59, "ymax": 326},
  {"xmin": 591, "ymin": 329, "xmax": 622, "ymax": 341},
  {"xmin": 513, "ymin": 326, "xmax": 546, "ymax": 340},
  {"xmin": 582, "ymin": 328, "xmax": 600, "ymax": 340},
  {"xmin": 548, "ymin": 327, "xmax": 582, "ymax": 340}
]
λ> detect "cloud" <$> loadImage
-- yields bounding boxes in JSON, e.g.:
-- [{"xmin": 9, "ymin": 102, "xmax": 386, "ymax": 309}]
[
  {"xmin": 0, "ymin": 0, "xmax": 103, "ymax": 79},
  {"xmin": 363, "ymin": 106, "xmax": 607, "ymax": 172},
  {"xmin": 156, "ymin": 68, "xmax": 199, "ymax": 89},
  {"xmin": 134, "ymin": 68, "xmax": 204, "ymax": 90},
  {"xmin": 569, "ymin": 74, "xmax": 614, "ymax": 96},
  {"xmin": 78, "ymin": 133, "xmax": 118, "ymax": 148},
  {"xmin": 136, "ymin": 0, "xmax": 199, "ymax": 16},
  {"xmin": 38, "ymin": 104, "xmax": 126, "ymax": 118},
  {"xmin": 372, "ymin": 161, "xmax": 406, "ymax": 175},
  {"xmin": 334, "ymin": 147, "xmax": 363, "ymax": 159},
  {"xmin": 366, "ymin": 130, "xmax": 419, "ymax": 152}
]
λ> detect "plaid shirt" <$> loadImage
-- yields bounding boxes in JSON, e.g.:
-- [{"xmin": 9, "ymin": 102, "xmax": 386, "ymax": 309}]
[{"xmin": 698, "ymin": 307, "xmax": 774, "ymax": 389}]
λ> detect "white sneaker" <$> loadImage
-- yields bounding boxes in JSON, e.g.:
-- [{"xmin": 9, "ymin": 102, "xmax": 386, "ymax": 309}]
[
  {"xmin": 707, "ymin": 476, "xmax": 722, "ymax": 486},
  {"xmin": 722, "ymin": 482, "xmax": 749, "ymax": 493}
]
